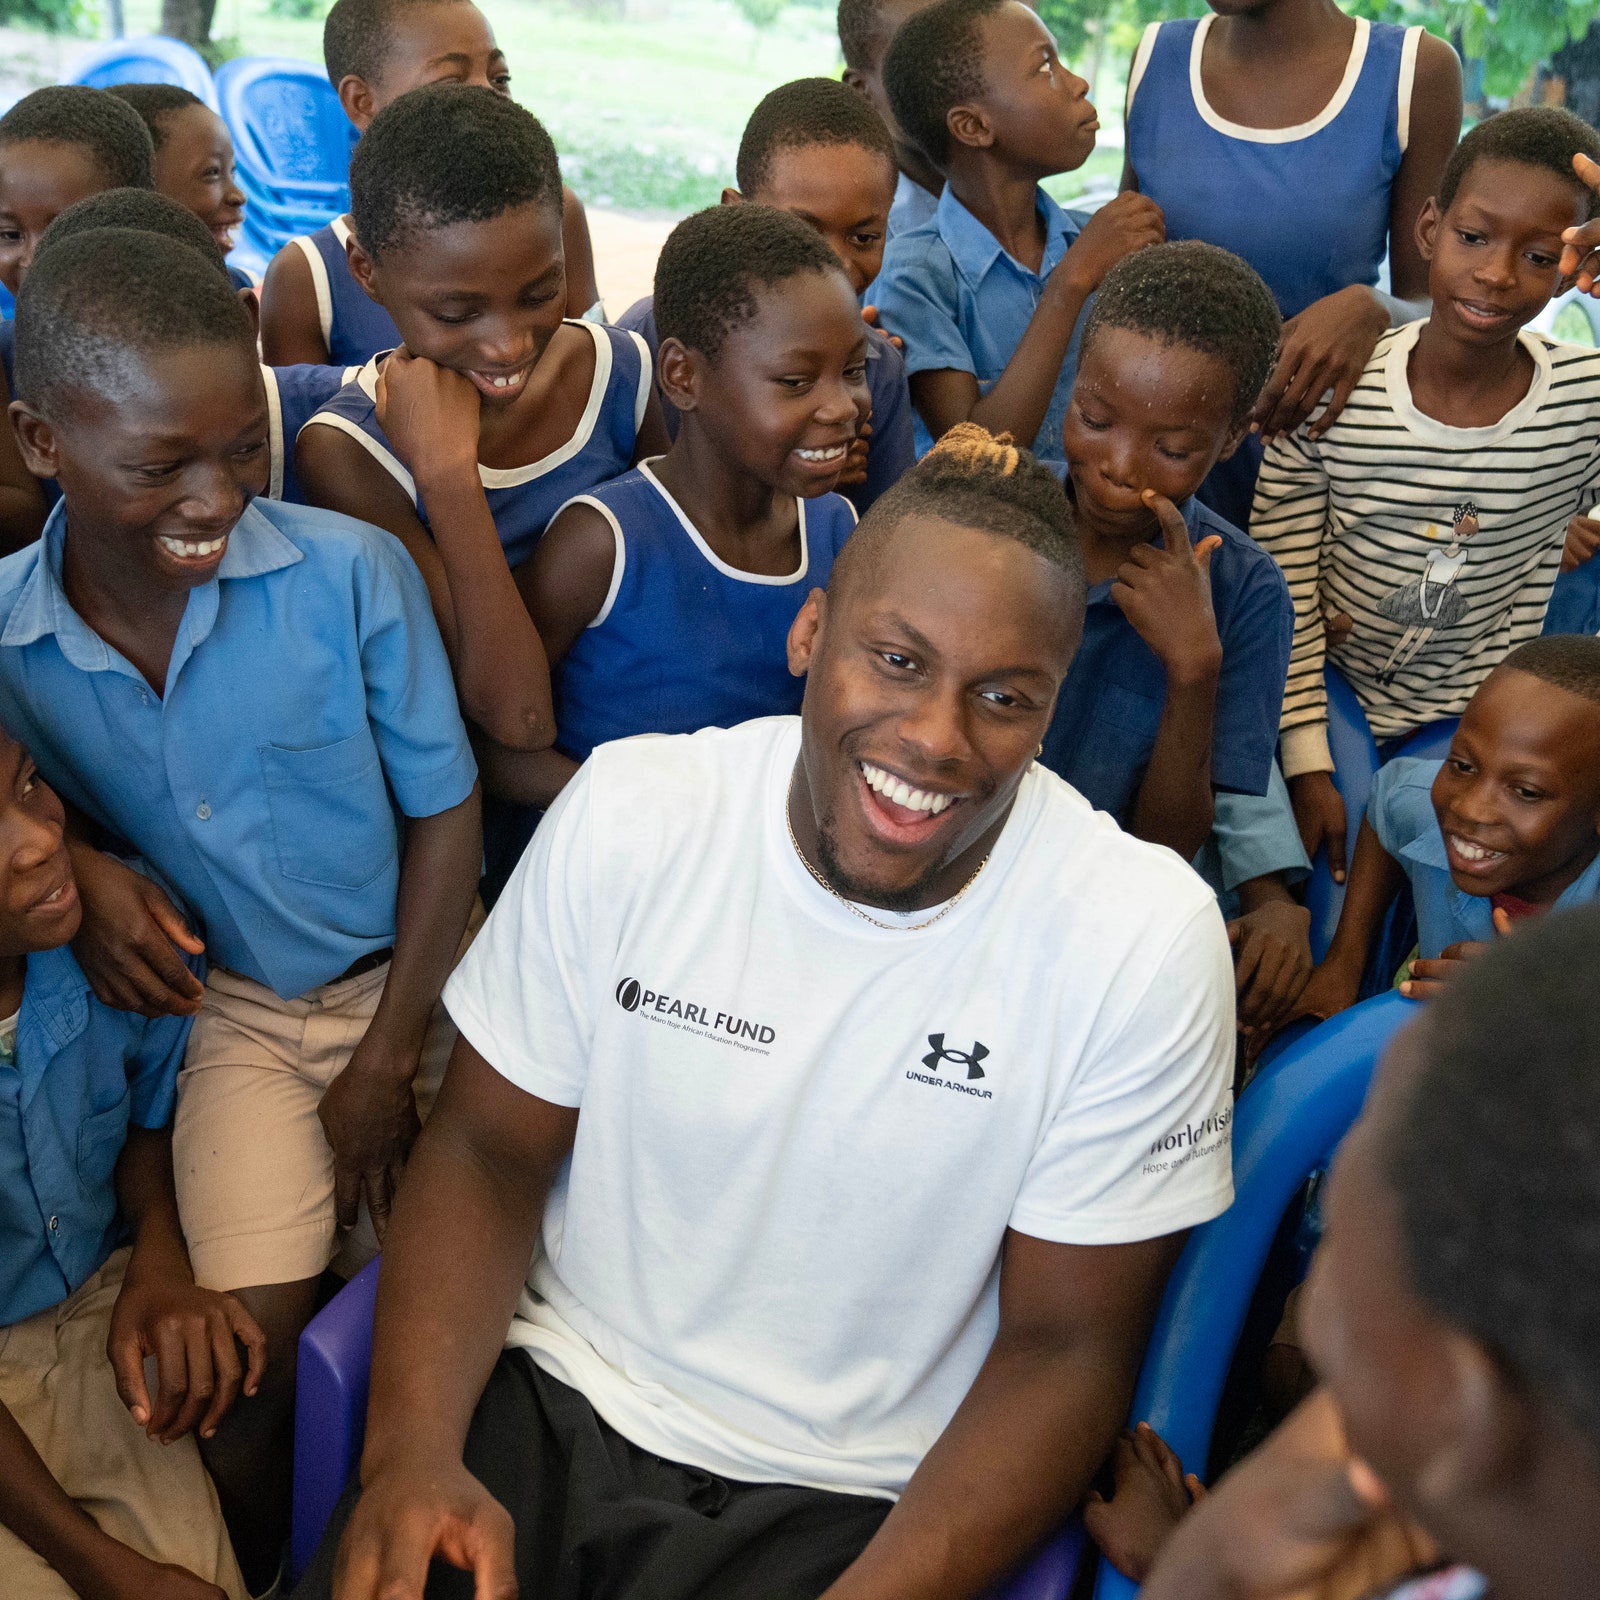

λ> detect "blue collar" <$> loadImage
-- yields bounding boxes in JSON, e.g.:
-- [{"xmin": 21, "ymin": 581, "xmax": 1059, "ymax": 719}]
[
  {"xmin": 934, "ymin": 184, "xmax": 1075, "ymax": 287},
  {"xmin": 14, "ymin": 946, "xmax": 90, "ymax": 1112},
  {"xmin": 1401, "ymin": 819, "xmax": 1600, "ymax": 925},
  {"xmin": 1, "ymin": 500, "xmax": 303, "ymax": 677}
]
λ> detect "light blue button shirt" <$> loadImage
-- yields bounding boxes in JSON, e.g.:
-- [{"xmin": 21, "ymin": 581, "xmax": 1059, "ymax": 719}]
[
  {"xmin": 0, "ymin": 498, "xmax": 477, "ymax": 1000},
  {"xmin": 1195, "ymin": 761, "xmax": 1312, "ymax": 920},
  {"xmin": 0, "ymin": 945, "xmax": 190, "ymax": 1326},
  {"xmin": 868, "ymin": 184, "xmax": 1089, "ymax": 463},
  {"xmin": 1369, "ymin": 758, "xmax": 1600, "ymax": 958},
  {"xmin": 887, "ymin": 171, "xmax": 939, "ymax": 240}
]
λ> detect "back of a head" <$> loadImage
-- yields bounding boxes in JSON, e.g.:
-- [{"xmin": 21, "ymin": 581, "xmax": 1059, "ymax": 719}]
[
  {"xmin": 1438, "ymin": 106, "xmax": 1600, "ymax": 219},
  {"xmin": 737, "ymin": 77, "xmax": 894, "ymax": 196},
  {"xmin": 1387, "ymin": 904, "xmax": 1600, "ymax": 1459},
  {"xmin": 1496, "ymin": 632, "xmax": 1600, "ymax": 706},
  {"xmin": 836, "ymin": 0, "xmax": 887, "ymax": 71},
  {"xmin": 1083, "ymin": 241, "xmax": 1282, "ymax": 429},
  {"xmin": 348, "ymin": 82, "xmax": 561, "ymax": 259},
  {"xmin": 14, "ymin": 229, "xmax": 253, "ymax": 424},
  {"xmin": 837, "ymin": 421, "xmax": 1083, "ymax": 598},
  {"xmin": 324, "ymin": 0, "xmax": 472, "ymax": 85},
  {"xmin": 0, "ymin": 85, "xmax": 155, "ymax": 191},
  {"xmin": 36, "ymin": 188, "xmax": 228, "ymax": 279},
  {"xmin": 654, "ymin": 202, "xmax": 847, "ymax": 361},
  {"xmin": 105, "ymin": 83, "xmax": 206, "ymax": 151},
  {"xmin": 882, "ymin": 0, "xmax": 1005, "ymax": 167}
]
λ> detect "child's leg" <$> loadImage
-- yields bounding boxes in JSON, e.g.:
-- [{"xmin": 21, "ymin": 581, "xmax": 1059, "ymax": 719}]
[{"xmin": 0, "ymin": 1248, "xmax": 247, "ymax": 1600}]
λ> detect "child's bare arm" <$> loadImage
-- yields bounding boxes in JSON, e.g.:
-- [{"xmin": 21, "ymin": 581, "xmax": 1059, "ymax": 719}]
[
  {"xmin": 909, "ymin": 194, "xmax": 1164, "ymax": 447},
  {"xmin": 560, "ymin": 186, "xmax": 601, "ymax": 319},
  {"xmin": 257, "ymin": 242, "xmax": 333, "ymax": 367},
  {"xmin": 1293, "ymin": 819, "xmax": 1406, "ymax": 1020}
]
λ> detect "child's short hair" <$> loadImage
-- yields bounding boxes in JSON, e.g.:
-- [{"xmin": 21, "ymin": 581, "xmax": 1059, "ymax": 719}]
[
  {"xmin": 882, "ymin": 0, "xmax": 1006, "ymax": 167},
  {"xmin": 654, "ymin": 202, "xmax": 848, "ymax": 361},
  {"xmin": 1080, "ymin": 241, "xmax": 1282, "ymax": 429},
  {"xmin": 1438, "ymin": 106, "xmax": 1600, "ymax": 221},
  {"xmin": 0, "ymin": 85, "xmax": 154, "ymax": 191},
  {"xmin": 348, "ymin": 83, "xmax": 561, "ymax": 260},
  {"xmin": 1497, "ymin": 634, "xmax": 1600, "ymax": 705},
  {"xmin": 36, "ymin": 188, "xmax": 228, "ymax": 278},
  {"xmin": 323, "ymin": 0, "xmax": 471, "ymax": 85},
  {"xmin": 736, "ymin": 77, "xmax": 895, "ymax": 196},
  {"xmin": 106, "ymin": 83, "xmax": 207, "ymax": 150},
  {"xmin": 847, "ymin": 422, "xmax": 1083, "ymax": 590},
  {"xmin": 14, "ymin": 229, "xmax": 252, "ymax": 423}
]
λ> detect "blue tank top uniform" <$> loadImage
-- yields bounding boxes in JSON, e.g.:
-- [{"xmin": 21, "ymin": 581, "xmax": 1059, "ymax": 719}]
[
  {"xmin": 1126, "ymin": 15, "xmax": 1421, "ymax": 527},
  {"xmin": 287, "ymin": 216, "xmax": 401, "ymax": 367},
  {"xmin": 0, "ymin": 321, "xmax": 59, "ymax": 516},
  {"xmin": 264, "ymin": 362, "xmax": 355, "ymax": 505},
  {"xmin": 552, "ymin": 458, "xmax": 858, "ymax": 763},
  {"xmin": 302, "ymin": 319, "xmax": 653, "ymax": 569}
]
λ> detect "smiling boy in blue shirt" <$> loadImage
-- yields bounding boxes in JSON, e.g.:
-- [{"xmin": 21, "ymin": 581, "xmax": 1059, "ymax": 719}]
[
  {"xmin": 0, "ymin": 722, "xmax": 260, "ymax": 1600},
  {"xmin": 868, "ymin": 0, "xmax": 1164, "ymax": 463},
  {"xmin": 0, "ymin": 228, "xmax": 481, "ymax": 1593}
]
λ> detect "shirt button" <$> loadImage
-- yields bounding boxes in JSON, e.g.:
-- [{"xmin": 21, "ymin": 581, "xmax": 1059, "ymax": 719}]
[
  {"xmin": 47, "ymin": 1215, "xmax": 58, "ymax": 1232},
  {"xmin": 195, "ymin": 801, "xmax": 212, "ymax": 821}
]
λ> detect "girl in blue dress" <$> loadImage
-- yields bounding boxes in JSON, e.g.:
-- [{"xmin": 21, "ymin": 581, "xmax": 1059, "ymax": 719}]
[{"xmin": 1123, "ymin": 0, "xmax": 1461, "ymax": 526}]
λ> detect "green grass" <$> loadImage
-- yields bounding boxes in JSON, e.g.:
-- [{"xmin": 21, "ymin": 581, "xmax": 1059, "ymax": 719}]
[{"xmin": 114, "ymin": 0, "xmax": 1128, "ymax": 213}]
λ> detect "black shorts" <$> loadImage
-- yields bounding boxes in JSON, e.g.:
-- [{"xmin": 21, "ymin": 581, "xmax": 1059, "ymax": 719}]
[{"xmin": 294, "ymin": 1351, "xmax": 892, "ymax": 1600}]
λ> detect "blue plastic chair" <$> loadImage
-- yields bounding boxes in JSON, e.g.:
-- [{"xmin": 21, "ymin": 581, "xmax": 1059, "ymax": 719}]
[
  {"xmin": 1092, "ymin": 990, "xmax": 1416, "ymax": 1599},
  {"xmin": 67, "ymin": 36, "xmax": 219, "ymax": 107},
  {"xmin": 292, "ymin": 1261, "xmax": 1088, "ymax": 1593}
]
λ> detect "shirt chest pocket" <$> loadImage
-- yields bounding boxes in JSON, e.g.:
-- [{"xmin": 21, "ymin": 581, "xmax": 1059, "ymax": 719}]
[
  {"xmin": 258, "ymin": 733, "xmax": 397, "ymax": 891},
  {"xmin": 76, "ymin": 1087, "xmax": 130, "ymax": 1195}
]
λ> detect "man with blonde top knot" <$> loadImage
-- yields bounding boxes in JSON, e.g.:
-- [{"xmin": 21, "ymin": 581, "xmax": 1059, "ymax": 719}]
[{"xmin": 306, "ymin": 426, "xmax": 1238, "ymax": 1600}]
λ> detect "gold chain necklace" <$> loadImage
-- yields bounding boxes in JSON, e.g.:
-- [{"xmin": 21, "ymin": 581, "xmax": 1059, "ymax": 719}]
[{"xmin": 784, "ymin": 806, "xmax": 990, "ymax": 932}]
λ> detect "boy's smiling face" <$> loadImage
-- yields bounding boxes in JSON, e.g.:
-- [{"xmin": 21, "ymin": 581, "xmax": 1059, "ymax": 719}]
[
  {"xmin": 0, "ymin": 139, "xmax": 116, "ymax": 296},
  {"xmin": 354, "ymin": 200, "xmax": 567, "ymax": 406},
  {"xmin": 663, "ymin": 269, "xmax": 869, "ymax": 497},
  {"xmin": 1430, "ymin": 666, "xmax": 1600, "ymax": 904},
  {"xmin": 151, "ymin": 104, "xmax": 246, "ymax": 256},
  {"xmin": 14, "ymin": 340, "xmax": 269, "ymax": 592},
  {"xmin": 1417, "ymin": 157, "xmax": 1587, "ymax": 346},
  {"xmin": 1062, "ymin": 325, "xmax": 1243, "ymax": 541},
  {"xmin": 737, "ymin": 142, "xmax": 896, "ymax": 297},
  {"xmin": 0, "ymin": 729, "xmax": 79, "ymax": 958}
]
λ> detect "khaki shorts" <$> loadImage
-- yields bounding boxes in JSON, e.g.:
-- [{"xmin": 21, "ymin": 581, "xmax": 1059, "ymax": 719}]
[
  {"xmin": 0, "ymin": 1248, "xmax": 247, "ymax": 1600},
  {"xmin": 175, "ymin": 909, "xmax": 483, "ymax": 1291}
]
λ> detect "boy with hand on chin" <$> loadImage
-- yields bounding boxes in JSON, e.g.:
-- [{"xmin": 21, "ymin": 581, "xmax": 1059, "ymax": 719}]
[
  {"xmin": 1295, "ymin": 635, "xmax": 1600, "ymax": 1021},
  {"xmin": 0, "ymin": 722, "xmax": 260, "ymax": 1600},
  {"xmin": 869, "ymin": 0, "xmax": 1163, "ymax": 464},
  {"xmin": 0, "ymin": 229, "xmax": 481, "ymax": 1594}
]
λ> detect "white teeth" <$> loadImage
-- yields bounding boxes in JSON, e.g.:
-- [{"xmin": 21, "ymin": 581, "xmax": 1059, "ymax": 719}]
[
  {"xmin": 859, "ymin": 761, "xmax": 956, "ymax": 816},
  {"xmin": 1448, "ymin": 834, "xmax": 1503, "ymax": 863},
  {"xmin": 157, "ymin": 535, "xmax": 226, "ymax": 557},
  {"xmin": 796, "ymin": 445, "xmax": 847, "ymax": 462}
]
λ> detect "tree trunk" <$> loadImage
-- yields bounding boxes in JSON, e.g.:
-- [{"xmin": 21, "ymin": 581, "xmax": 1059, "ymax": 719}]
[{"xmin": 160, "ymin": 0, "xmax": 215, "ymax": 48}]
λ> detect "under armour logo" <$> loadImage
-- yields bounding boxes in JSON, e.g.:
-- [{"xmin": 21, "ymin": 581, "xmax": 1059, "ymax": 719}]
[{"xmin": 922, "ymin": 1034, "xmax": 988, "ymax": 1080}]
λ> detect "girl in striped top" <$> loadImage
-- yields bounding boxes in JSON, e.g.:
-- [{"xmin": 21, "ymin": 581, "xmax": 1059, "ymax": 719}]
[{"xmin": 1253, "ymin": 108, "xmax": 1600, "ymax": 874}]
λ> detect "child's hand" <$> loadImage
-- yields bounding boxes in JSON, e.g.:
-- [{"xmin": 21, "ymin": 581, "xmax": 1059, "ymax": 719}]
[
  {"xmin": 1399, "ymin": 908, "xmax": 1513, "ymax": 998},
  {"xmin": 375, "ymin": 346, "xmax": 482, "ymax": 482},
  {"xmin": 1562, "ymin": 513, "xmax": 1600, "ymax": 573},
  {"xmin": 68, "ymin": 846, "xmax": 205, "ymax": 1018},
  {"xmin": 1057, "ymin": 192, "xmax": 1165, "ymax": 296},
  {"xmin": 1322, "ymin": 605, "xmax": 1355, "ymax": 651},
  {"xmin": 1288, "ymin": 770, "xmax": 1347, "ymax": 882},
  {"xmin": 838, "ymin": 423, "xmax": 872, "ymax": 488},
  {"xmin": 108, "ymin": 1270, "xmax": 265, "ymax": 1445},
  {"xmin": 1560, "ymin": 153, "xmax": 1600, "ymax": 292},
  {"xmin": 1084, "ymin": 1422, "xmax": 1206, "ymax": 1582},
  {"xmin": 1229, "ymin": 899, "xmax": 1314, "ymax": 1035},
  {"xmin": 1252, "ymin": 284, "xmax": 1389, "ymax": 443},
  {"xmin": 860, "ymin": 304, "xmax": 903, "ymax": 351},
  {"xmin": 1288, "ymin": 955, "xmax": 1363, "ymax": 1026},
  {"xmin": 1110, "ymin": 490, "xmax": 1223, "ymax": 687}
]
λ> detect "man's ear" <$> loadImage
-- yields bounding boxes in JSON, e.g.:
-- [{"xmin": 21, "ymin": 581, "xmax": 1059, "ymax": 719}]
[
  {"xmin": 720, "ymin": 187, "xmax": 745, "ymax": 207},
  {"xmin": 1415, "ymin": 196, "xmax": 1442, "ymax": 265},
  {"xmin": 1414, "ymin": 1330, "xmax": 1533, "ymax": 1512},
  {"xmin": 788, "ymin": 587, "xmax": 826, "ymax": 677},
  {"xmin": 656, "ymin": 336, "xmax": 704, "ymax": 413},
  {"xmin": 337, "ymin": 73, "xmax": 380, "ymax": 133},
  {"xmin": 345, "ymin": 232, "xmax": 381, "ymax": 306},
  {"xmin": 10, "ymin": 401, "xmax": 62, "ymax": 481},
  {"xmin": 946, "ymin": 103, "xmax": 993, "ymax": 153},
  {"xmin": 236, "ymin": 285, "xmax": 261, "ymax": 340}
]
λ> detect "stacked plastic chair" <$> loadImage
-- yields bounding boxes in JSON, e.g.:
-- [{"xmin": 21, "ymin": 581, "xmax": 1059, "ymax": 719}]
[
  {"xmin": 214, "ymin": 57, "xmax": 358, "ymax": 277},
  {"xmin": 66, "ymin": 35, "xmax": 219, "ymax": 107}
]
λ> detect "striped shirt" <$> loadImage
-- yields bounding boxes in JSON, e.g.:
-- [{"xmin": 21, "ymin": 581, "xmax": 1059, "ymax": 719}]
[{"xmin": 1252, "ymin": 321, "xmax": 1600, "ymax": 775}]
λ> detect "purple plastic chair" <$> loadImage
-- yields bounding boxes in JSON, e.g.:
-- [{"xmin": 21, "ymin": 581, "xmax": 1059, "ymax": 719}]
[{"xmin": 292, "ymin": 1262, "xmax": 1087, "ymax": 1592}]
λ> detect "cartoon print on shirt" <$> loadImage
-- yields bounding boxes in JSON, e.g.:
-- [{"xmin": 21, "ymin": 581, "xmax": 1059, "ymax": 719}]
[{"xmin": 1374, "ymin": 501, "xmax": 1479, "ymax": 684}]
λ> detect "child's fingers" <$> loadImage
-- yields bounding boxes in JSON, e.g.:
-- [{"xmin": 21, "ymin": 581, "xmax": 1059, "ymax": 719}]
[
  {"xmin": 1140, "ymin": 489, "xmax": 1189, "ymax": 555},
  {"xmin": 1493, "ymin": 906, "xmax": 1514, "ymax": 937},
  {"xmin": 1185, "ymin": 1473, "xmax": 1207, "ymax": 1504},
  {"xmin": 109, "ymin": 1330, "xmax": 153, "ymax": 1427}
]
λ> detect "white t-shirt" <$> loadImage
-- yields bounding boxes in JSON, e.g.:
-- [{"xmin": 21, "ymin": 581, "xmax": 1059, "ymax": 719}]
[{"xmin": 444, "ymin": 717, "xmax": 1236, "ymax": 1498}]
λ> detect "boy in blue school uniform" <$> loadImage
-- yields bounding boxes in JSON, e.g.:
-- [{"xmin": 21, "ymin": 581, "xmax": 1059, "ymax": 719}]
[
  {"xmin": 868, "ymin": 0, "xmax": 1163, "ymax": 464},
  {"xmin": 618, "ymin": 77, "xmax": 914, "ymax": 512},
  {"xmin": 1298, "ymin": 636, "xmax": 1600, "ymax": 1020},
  {"xmin": 0, "ymin": 723, "xmax": 260, "ymax": 1600},
  {"xmin": 0, "ymin": 229, "xmax": 482, "ymax": 1593}
]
